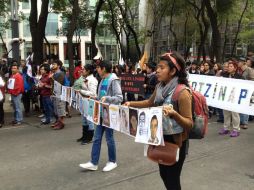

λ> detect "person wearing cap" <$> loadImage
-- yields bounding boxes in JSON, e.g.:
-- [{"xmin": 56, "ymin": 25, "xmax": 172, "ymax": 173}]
[
  {"xmin": 144, "ymin": 61, "xmax": 158, "ymax": 99},
  {"xmin": 74, "ymin": 64, "xmax": 98, "ymax": 145},
  {"xmin": 79, "ymin": 60, "xmax": 123, "ymax": 172},
  {"xmin": 124, "ymin": 51, "xmax": 193, "ymax": 190},
  {"xmin": 219, "ymin": 61, "xmax": 242, "ymax": 137}
]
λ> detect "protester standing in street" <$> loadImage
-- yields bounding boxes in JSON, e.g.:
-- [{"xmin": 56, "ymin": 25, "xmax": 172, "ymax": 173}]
[
  {"xmin": 79, "ymin": 60, "xmax": 123, "ymax": 172},
  {"xmin": 51, "ymin": 60, "xmax": 66, "ymax": 130},
  {"xmin": 219, "ymin": 61, "xmax": 242, "ymax": 137},
  {"xmin": 74, "ymin": 64, "xmax": 98, "ymax": 145},
  {"xmin": 8, "ymin": 63, "xmax": 24, "ymax": 125},
  {"xmin": 38, "ymin": 64, "xmax": 53, "ymax": 125},
  {"xmin": 124, "ymin": 52, "xmax": 193, "ymax": 190}
]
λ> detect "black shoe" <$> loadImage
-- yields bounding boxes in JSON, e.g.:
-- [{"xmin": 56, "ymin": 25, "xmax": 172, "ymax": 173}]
[
  {"xmin": 216, "ymin": 119, "xmax": 224, "ymax": 123},
  {"xmin": 41, "ymin": 121, "xmax": 50, "ymax": 125},
  {"xmin": 81, "ymin": 139, "xmax": 93, "ymax": 145},
  {"xmin": 77, "ymin": 136, "xmax": 85, "ymax": 142},
  {"xmin": 81, "ymin": 130, "xmax": 94, "ymax": 145}
]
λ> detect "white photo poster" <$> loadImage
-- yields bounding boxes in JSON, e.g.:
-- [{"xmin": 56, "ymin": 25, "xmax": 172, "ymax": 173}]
[
  {"xmin": 101, "ymin": 103, "xmax": 110, "ymax": 127},
  {"xmin": 129, "ymin": 108, "xmax": 138, "ymax": 137},
  {"xmin": 66, "ymin": 87, "xmax": 71, "ymax": 104},
  {"xmin": 119, "ymin": 106, "xmax": 130, "ymax": 135},
  {"xmin": 135, "ymin": 108, "xmax": 149, "ymax": 144},
  {"xmin": 79, "ymin": 95, "xmax": 84, "ymax": 115},
  {"xmin": 71, "ymin": 89, "xmax": 77, "ymax": 109},
  {"xmin": 61, "ymin": 86, "xmax": 67, "ymax": 101},
  {"xmin": 87, "ymin": 99, "xmax": 95, "ymax": 122},
  {"xmin": 147, "ymin": 107, "xmax": 163, "ymax": 146},
  {"xmin": 83, "ymin": 98, "xmax": 89, "ymax": 117},
  {"xmin": 93, "ymin": 101, "xmax": 100, "ymax": 125},
  {"xmin": 7, "ymin": 78, "xmax": 15, "ymax": 90},
  {"xmin": 53, "ymin": 81, "xmax": 62, "ymax": 96},
  {"xmin": 109, "ymin": 105, "xmax": 120, "ymax": 131}
]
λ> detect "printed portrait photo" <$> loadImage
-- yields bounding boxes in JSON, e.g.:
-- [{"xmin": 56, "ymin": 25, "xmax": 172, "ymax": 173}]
[
  {"xmin": 87, "ymin": 99, "xmax": 95, "ymax": 122},
  {"xmin": 93, "ymin": 101, "xmax": 100, "ymax": 125},
  {"xmin": 109, "ymin": 105, "xmax": 120, "ymax": 131},
  {"xmin": 148, "ymin": 115, "xmax": 159, "ymax": 144},
  {"xmin": 129, "ymin": 108, "xmax": 138, "ymax": 137},
  {"xmin": 135, "ymin": 110, "xmax": 149, "ymax": 144},
  {"xmin": 102, "ymin": 104, "xmax": 110, "ymax": 127},
  {"xmin": 119, "ymin": 106, "xmax": 130, "ymax": 135}
]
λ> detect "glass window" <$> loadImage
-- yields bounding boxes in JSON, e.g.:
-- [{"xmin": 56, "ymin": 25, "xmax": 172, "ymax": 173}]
[
  {"xmin": 23, "ymin": 15, "xmax": 31, "ymax": 37},
  {"xmin": 45, "ymin": 13, "xmax": 58, "ymax": 36},
  {"xmin": 22, "ymin": 2, "xmax": 30, "ymax": 9}
]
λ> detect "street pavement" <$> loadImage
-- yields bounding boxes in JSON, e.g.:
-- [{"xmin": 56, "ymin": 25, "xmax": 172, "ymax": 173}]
[{"xmin": 0, "ymin": 102, "xmax": 254, "ymax": 190}]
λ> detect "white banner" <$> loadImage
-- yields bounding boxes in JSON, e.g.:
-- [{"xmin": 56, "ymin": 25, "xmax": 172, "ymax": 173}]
[{"xmin": 189, "ymin": 74, "xmax": 254, "ymax": 115}]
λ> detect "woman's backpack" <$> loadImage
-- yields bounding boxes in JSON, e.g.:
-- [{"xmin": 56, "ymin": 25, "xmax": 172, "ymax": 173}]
[{"xmin": 172, "ymin": 84, "xmax": 209, "ymax": 139}]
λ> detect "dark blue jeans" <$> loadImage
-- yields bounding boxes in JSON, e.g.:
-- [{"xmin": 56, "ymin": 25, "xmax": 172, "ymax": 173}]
[
  {"xmin": 42, "ymin": 96, "xmax": 53, "ymax": 123},
  {"xmin": 91, "ymin": 125, "xmax": 116, "ymax": 165}
]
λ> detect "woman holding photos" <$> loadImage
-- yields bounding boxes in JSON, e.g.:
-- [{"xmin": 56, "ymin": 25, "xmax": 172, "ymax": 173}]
[
  {"xmin": 125, "ymin": 52, "xmax": 193, "ymax": 190},
  {"xmin": 79, "ymin": 60, "xmax": 123, "ymax": 172}
]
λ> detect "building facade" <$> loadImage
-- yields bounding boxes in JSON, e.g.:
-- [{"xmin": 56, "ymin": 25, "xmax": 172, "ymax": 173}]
[{"xmin": 0, "ymin": 0, "xmax": 118, "ymax": 66}]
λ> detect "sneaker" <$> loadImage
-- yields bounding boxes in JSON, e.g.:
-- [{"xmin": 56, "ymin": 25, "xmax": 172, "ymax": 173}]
[
  {"xmin": 219, "ymin": 128, "xmax": 230, "ymax": 135},
  {"xmin": 102, "ymin": 162, "xmax": 117, "ymax": 172},
  {"xmin": 13, "ymin": 121, "xmax": 22, "ymax": 126},
  {"xmin": 230, "ymin": 130, "xmax": 240, "ymax": 137},
  {"xmin": 38, "ymin": 114, "xmax": 45, "ymax": 118},
  {"xmin": 240, "ymin": 125, "xmax": 248, "ymax": 129},
  {"xmin": 79, "ymin": 162, "xmax": 98, "ymax": 171}
]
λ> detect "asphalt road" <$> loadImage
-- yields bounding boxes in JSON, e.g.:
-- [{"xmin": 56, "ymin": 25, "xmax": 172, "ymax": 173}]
[{"xmin": 0, "ymin": 109, "xmax": 254, "ymax": 190}]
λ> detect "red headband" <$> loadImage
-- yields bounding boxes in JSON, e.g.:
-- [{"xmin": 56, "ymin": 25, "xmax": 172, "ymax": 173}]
[{"xmin": 161, "ymin": 53, "xmax": 181, "ymax": 71}]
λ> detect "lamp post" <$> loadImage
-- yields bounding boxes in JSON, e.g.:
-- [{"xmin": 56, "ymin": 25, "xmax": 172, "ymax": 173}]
[{"xmin": 10, "ymin": 0, "xmax": 20, "ymax": 63}]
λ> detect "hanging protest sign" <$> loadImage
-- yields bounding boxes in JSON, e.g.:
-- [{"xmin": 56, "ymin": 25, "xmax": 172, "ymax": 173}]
[
  {"xmin": 119, "ymin": 106, "xmax": 130, "ymax": 135},
  {"xmin": 109, "ymin": 105, "xmax": 121, "ymax": 131}
]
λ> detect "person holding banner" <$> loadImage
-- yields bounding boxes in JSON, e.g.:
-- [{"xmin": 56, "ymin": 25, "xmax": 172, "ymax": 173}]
[
  {"xmin": 79, "ymin": 60, "xmax": 123, "ymax": 172},
  {"xmin": 237, "ymin": 58, "xmax": 254, "ymax": 129},
  {"xmin": 74, "ymin": 64, "xmax": 98, "ymax": 145},
  {"xmin": 219, "ymin": 61, "xmax": 242, "ymax": 137},
  {"xmin": 125, "ymin": 52, "xmax": 193, "ymax": 190}
]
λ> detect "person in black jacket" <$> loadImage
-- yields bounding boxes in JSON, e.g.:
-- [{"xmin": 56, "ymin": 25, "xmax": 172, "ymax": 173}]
[{"xmin": 144, "ymin": 61, "xmax": 158, "ymax": 99}]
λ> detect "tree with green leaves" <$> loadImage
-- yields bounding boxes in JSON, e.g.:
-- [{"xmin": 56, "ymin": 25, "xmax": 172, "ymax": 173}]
[{"xmin": 0, "ymin": 0, "xmax": 10, "ymax": 54}]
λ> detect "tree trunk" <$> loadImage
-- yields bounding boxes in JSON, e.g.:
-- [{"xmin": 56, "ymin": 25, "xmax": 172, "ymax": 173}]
[
  {"xmin": 114, "ymin": 0, "xmax": 141, "ymax": 59},
  {"xmin": 67, "ymin": 0, "xmax": 80, "ymax": 86},
  {"xmin": 29, "ymin": 0, "xmax": 49, "ymax": 66},
  {"xmin": 0, "ymin": 32, "xmax": 8, "ymax": 53},
  {"xmin": 91, "ymin": 0, "xmax": 105, "ymax": 59},
  {"xmin": 204, "ymin": 0, "xmax": 222, "ymax": 63},
  {"xmin": 107, "ymin": 0, "xmax": 125, "ymax": 61},
  {"xmin": 230, "ymin": 0, "xmax": 249, "ymax": 57},
  {"xmin": 222, "ymin": 18, "xmax": 229, "ymax": 61},
  {"xmin": 44, "ymin": 36, "xmax": 50, "ymax": 59},
  {"xmin": 169, "ymin": 0, "xmax": 178, "ymax": 51}
]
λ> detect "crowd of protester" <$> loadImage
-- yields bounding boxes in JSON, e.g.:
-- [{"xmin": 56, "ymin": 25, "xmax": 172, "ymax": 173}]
[{"xmin": 0, "ymin": 51, "xmax": 254, "ymax": 189}]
